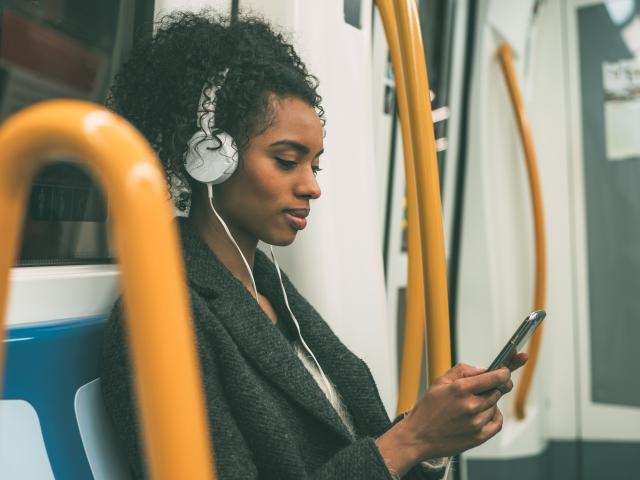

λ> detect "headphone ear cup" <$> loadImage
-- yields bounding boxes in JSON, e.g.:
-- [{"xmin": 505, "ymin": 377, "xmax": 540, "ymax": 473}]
[{"xmin": 184, "ymin": 130, "xmax": 239, "ymax": 184}]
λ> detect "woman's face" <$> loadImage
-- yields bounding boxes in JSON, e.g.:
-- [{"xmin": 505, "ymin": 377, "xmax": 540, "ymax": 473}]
[{"xmin": 212, "ymin": 96, "xmax": 324, "ymax": 246}]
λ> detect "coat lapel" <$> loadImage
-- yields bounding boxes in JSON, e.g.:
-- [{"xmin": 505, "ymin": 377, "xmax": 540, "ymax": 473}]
[
  {"xmin": 264, "ymin": 270, "xmax": 393, "ymax": 438},
  {"xmin": 177, "ymin": 218, "xmax": 355, "ymax": 442}
]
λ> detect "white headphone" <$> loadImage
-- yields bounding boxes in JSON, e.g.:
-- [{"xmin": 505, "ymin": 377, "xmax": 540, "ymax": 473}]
[{"xmin": 184, "ymin": 69, "xmax": 239, "ymax": 185}]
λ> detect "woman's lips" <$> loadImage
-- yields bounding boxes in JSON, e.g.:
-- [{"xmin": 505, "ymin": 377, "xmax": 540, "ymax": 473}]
[{"xmin": 283, "ymin": 209, "xmax": 309, "ymax": 231}]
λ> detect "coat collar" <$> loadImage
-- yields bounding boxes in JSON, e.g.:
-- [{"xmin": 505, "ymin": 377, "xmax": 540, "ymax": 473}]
[{"xmin": 176, "ymin": 217, "xmax": 391, "ymax": 440}]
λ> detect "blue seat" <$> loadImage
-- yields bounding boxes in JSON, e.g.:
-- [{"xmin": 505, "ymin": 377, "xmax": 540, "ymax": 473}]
[{"xmin": 2, "ymin": 316, "xmax": 130, "ymax": 479}]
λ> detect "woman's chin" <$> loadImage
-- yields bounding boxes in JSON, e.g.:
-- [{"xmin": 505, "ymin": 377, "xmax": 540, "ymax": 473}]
[
  {"xmin": 264, "ymin": 230, "xmax": 298, "ymax": 247},
  {"xmin": 273, "ymin": 236, "xmax": 297, "ymax": 247}
]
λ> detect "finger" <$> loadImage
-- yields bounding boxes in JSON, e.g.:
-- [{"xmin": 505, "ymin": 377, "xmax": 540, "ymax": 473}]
[
  {"xmin": 439, "ymin": 363, "xmax": 487, "ymax": 383},
  {"xmin": 507, "ymin": 352, "xmax": 528, "ymax": 372},
  {"xmin": 471, "ymin": 405, "xmax": 498, "ymax": 432},
  {"xmin": 458, "ymin": 368, "xmax": 511, "ymax": 394},
  {"xmin": 497, "ymin": 380, "xmax": 513, "ymax": 395},
  {"xmin": 469, "ymin": 389, "xmax": 502, "ymax": 414},
  {"xmin": 479, "ymin": 407, "xmax": 503, "ymax": 442},
  {"xmin": 457, "ymin": 364, "xmax": 487, "ymax": 377}
]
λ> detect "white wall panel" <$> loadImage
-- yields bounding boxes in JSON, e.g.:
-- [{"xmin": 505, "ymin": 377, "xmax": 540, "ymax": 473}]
[
  {"xmin": 371, "ymin": 8, "xmax": 396, "ymax": 241},
  {"xmin": 7, "ymin": 266, "xmax": 119, "ymax": 327}
]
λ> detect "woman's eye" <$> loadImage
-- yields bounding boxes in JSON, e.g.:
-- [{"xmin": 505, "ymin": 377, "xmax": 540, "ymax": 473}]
[
  {"xmin": 276, "ymin": 157, "xmax": 296, "ymax": 170},
  {"xmin": 312, "ymin": 166, "xmax": 323, "ymax": 176}
]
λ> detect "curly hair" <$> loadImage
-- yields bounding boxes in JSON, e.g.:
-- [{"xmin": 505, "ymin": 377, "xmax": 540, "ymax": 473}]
[{"xmin": 107, "ymin": 10, "xmax": 324, "ymax": 211}]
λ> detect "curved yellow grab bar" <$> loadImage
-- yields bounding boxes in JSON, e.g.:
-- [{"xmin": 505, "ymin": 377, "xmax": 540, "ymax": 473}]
[
  {"xmin": 0, "ymin": 101, "xmax": 216, "ymax": 479},
  {"xmin": 498, "ymin": 43, "xmax": 547, "ymax": 420},
  {"xmin": 392, "ymin": 0, "xmax": 452, "ymax": 381},
  {"xmin": 376, "ymin": 0, "xmax": 426, "ymax": 415}
]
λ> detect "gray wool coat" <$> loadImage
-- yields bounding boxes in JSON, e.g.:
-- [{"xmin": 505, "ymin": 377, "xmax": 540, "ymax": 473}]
[{"xmin": 101, "ymin": 217, "xmax": 440, "ymax": 479}]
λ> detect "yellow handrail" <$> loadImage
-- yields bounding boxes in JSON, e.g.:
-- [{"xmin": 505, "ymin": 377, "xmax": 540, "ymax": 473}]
[
  {"xmin": 393, "ymin": 0, "xmax": 452, "ymax": 381},
  {"xmin": 0, "ymin": 100, "xmax": 216, "ymax": 479},
  {"xmin": 497, "ymin": 43, "xmax": 547, "ymax": 420},
  {"xmin": 375, "ymin": 0, "xmax": 427, "ymax": 416}
]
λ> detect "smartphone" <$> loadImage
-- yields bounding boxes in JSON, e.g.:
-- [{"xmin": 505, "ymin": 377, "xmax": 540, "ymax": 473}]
[{"xmin": 487, "ymin": 310, "xmax": 546, "ymax": 371}]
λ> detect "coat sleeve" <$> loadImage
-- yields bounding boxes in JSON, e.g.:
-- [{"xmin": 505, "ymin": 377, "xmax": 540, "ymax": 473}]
[{"xmin": 303, "ymin": 437, "xmax": 445, "ymax": 480}]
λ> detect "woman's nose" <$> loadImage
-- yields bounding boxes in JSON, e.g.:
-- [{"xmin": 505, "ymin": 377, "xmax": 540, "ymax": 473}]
[{"xmin": 295, "ymin": 168, "xmax": 321, "ymax": 199}]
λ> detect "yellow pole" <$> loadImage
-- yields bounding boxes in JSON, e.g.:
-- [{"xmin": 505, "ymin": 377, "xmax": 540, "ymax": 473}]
[
  {"xmin": 498, "ymin": 43, "xmax": 547, "ymax": 420},
  {"xmin": 393, "ymin": 0, "xmax": 452, "ymax": 381},
  {"xmin": 376, "ymin": 0, "xmax": 427, "ymax": 415},
  {"xmin": 0, "ymin": 100, "xmax": 216, "ymax": 479}
]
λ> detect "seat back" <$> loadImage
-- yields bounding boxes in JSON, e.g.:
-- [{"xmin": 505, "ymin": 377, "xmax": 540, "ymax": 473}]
[{"xmin": 1, "ymin": 316, "xmax": 130, "ymax": 479}]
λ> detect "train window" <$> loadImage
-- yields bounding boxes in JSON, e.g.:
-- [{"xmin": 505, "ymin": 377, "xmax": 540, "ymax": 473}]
[
  {"xmin": 344, "ymin": 0, "xmax": 362, "ymax": 29},
  {"xmin": 0, "ymin": 0, "xmax": 155, "ymax": 267},
  {"xmin": 19, "ymin": 164, "xmax": 110, "ymax": 266}
]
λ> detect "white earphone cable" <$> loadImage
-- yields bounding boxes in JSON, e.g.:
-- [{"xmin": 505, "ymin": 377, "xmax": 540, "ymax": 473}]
[
  {"xmin": 268, "ymin": 245, "xmax": 336, "ymax": 403},
  {"xmin": 207, "ymin": 183, "xmax": 260, "ymax": 305}
]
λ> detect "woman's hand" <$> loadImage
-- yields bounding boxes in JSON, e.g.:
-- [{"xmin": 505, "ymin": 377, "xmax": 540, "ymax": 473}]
[
  {"xmin": 404, "ymin": 364, "xmax": 509, "ymax": 460},
  {"xmin": 375, "ymin": 353, "xmax": 527, "ymax": 476}
]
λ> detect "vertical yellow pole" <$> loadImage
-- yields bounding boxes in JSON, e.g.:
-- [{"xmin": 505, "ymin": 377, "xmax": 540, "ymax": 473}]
[
  {"xmin": 498, "ymin": 43, "xmax": 547, "ymax": 420},
  {"xmin": 376, "ymin": 0, "xmax": 427, "ymax": 415},
  {"xmin": 393, "ymin": 0, "xmax": 452, "ymax": 381},
  {"xmin": 0, "ymin": 100, "xmax": 216, "ymax": 479}
]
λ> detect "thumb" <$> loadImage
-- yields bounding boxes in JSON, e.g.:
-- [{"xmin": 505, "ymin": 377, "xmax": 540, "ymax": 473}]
[{"xmin": 438, "ymin": 363, "xmax": 486, "ymax": 383}]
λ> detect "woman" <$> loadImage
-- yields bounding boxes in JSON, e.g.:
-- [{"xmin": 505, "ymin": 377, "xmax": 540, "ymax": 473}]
[{"xmin": 101, "ymin": 11, "xmax": 526, "ymax": 479}]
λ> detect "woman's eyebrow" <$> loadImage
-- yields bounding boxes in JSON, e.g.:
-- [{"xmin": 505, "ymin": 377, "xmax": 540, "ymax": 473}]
[{"xmin": 269, "ymin": 139, "xmax": 324, "ymax": 157}]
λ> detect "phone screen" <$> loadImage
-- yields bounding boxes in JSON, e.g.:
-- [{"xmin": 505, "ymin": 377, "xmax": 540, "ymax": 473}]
[{"xmin": 487, "ymin": 310, "xmax": 546, "ymax": 371}]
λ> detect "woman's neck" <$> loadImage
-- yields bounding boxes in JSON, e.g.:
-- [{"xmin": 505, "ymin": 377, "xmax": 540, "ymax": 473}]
[{"xmin": 189, "ymin": 195, "xmax": 258, "ymax": 294}]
